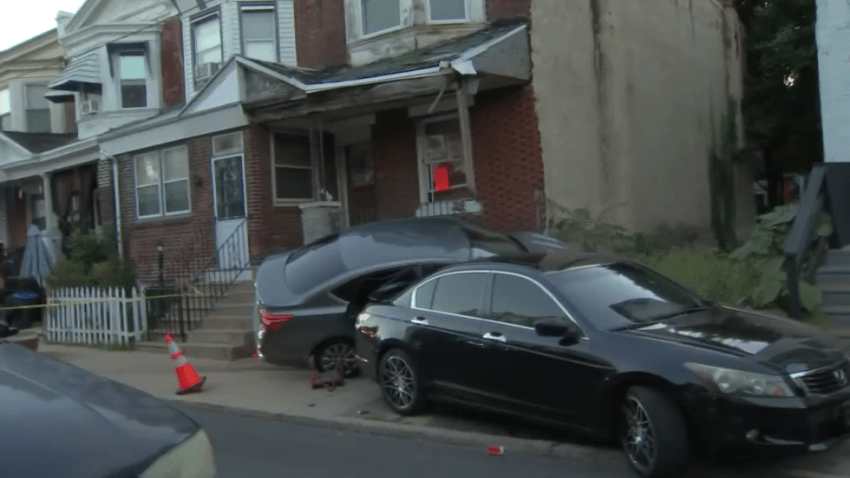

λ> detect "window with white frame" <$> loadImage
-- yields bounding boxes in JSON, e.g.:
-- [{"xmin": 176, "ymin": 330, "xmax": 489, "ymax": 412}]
[
  {"xmin": 272, "ymin": 133, "xmax": 314, "ymax": 201},
  {"xmin": 0, "ymin": 88, "xmax": 9, "ymax": 130},
  {"xmin": 419, "ymin": 115, "xmax": 469, "ymax": 202},
  {"xmin": 241, "ymin": 5, "xmax": 277, "ymax": 62},
  {"xmin": 134, "ymin": 146, "xmax": 191, "ymax": 218},
  {"xmin": 361, "ymin": 0, "xmax": 401, "ymax": 36},
  {"xmin": 118, "ymin": 53, "xmax": 148, "ymax": 108},
  {"xmin": 193, "ymin": 14, "xmax": 223, "ymax": 85},
  {"xmin": 26, "ymin": 84, "xmax": 51, "ymax": 133},
  {"xmin": 429, "ymin": 0, "xmax": 467, "ymax": 21}
]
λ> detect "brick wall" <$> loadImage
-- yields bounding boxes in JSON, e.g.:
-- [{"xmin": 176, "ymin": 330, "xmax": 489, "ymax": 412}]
[
  {"xmin": 160, "ymin": 16, "xmax": 185, "ymax": 108},
  {"xmin": 64, "ymin": 101, "xmax": 77, "ymax": 134},
  {"xmin": 486, "ymin": 0, "xmax": 531, "ymax": 20},
  {"xmin": 96, "ymin": 158, "xmax": 115, "ymax": 237},
  {"xmin": 243, "ymin": 125, "xmax": 303, "ymax": 259},
  {"xmin": 294, "ymin": 0, "xmax": 348, "ymax": 69},
  {"xmin": 471, "ymin": 84, "xmax": 544, "ymax": 232},
  {"xmin": 372, "ymin": 109, "xmax": 420, "ymax": 220},
  {"xmin": 118, "ymin": 137, "xmax": 216, "ymax": 284}
]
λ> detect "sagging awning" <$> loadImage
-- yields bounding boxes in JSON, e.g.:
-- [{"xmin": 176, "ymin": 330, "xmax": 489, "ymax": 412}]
[
  {"xmin": 44, "ymin": 89, "xmax": 75, "ymax": 104},
  {"xmin": 47, "ymin": 51, "xmax": 101, "ymax": 92}
]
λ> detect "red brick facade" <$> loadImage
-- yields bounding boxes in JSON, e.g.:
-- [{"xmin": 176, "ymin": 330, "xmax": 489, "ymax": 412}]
[
  {"xmin": 160, "ymin": 16, "xmax": 185, "ymax": 108},
  {"xmin": 486, "ymin": 0, "xmax": 532, "ymax": 20},
  {"xmin": 293, "ymin": 0, "xmax": 348, "ymax": 69}
]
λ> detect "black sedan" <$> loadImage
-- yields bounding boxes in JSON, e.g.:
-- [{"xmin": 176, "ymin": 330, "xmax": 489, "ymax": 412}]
[
  {"xmin": 0, "ymin": 329, "xmax": 217, "ymax": 477},
  {"xmin": 254, "ymin": 217, "xmax": 569, "ymax": 377},
  {"xmin": 354, "ymin": 250, "xmax": 850, "ymax": 478}
]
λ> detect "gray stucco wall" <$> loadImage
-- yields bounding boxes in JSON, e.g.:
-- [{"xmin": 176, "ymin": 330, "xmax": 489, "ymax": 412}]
[{"xmin": 531, "ymin": 0, "xmax": 754, "ymax": 238}]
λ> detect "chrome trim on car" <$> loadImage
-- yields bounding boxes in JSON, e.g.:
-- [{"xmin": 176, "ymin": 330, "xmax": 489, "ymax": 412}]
[
  {"xmin": 789, "ymin": 361, "xmax": 850, "ymax": 396},
  {"xmin": 409, "ymin": 269, "xmax": 590, "ymax": 340}
]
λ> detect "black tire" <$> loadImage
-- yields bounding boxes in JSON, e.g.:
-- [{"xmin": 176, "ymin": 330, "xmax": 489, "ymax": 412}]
[
  {"xmin": 378, "ymin": 348, "xmax": 426, "ymax": 416},
  {"xmin": 314, "ymin": 339, "xmax": 360, "ymax": 378},
  {"xmin": 618, "ymin": 386, "xmax": 689, "ymax": 478}
]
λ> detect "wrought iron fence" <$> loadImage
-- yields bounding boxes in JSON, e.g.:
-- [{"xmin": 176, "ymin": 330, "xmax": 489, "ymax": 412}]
[{"xmin": 143, "ymin": 218, "xmax": 252, "ymax": 341}]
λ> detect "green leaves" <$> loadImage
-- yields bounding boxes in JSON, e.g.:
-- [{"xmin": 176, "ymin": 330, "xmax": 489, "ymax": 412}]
[{"xmin": 798, "ymin": 281, "xmax": 822, "ymax": 312}]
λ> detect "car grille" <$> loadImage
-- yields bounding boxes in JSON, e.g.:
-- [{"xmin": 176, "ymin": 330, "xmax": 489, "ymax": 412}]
[{"xmin": 792, "ymin": 361, "xmax": 850, "ymax": 395}]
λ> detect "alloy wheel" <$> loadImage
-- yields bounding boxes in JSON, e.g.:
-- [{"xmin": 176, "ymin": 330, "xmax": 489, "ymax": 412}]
[
  {"xmin": 319, "ymin": 342, "xmax": 358, "ymax": 376},
  {"xmin": 621, "ymin": 395, "xmax": 657, "ymax": 474},
  {"xmin": 379, "ymin": 355, "xmax": 416, "ymax": 410}
]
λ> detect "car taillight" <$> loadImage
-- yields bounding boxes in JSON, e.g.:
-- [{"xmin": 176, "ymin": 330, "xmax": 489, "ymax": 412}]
[{"xmin": 259, "ymin": 308, "xmax": 293, "ymax": 330}]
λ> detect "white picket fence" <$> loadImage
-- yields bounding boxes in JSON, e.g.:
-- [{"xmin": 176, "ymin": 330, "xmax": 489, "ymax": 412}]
[{"xmin": 46, "ymin": 287, "xmax": 148, "ymax": 346}]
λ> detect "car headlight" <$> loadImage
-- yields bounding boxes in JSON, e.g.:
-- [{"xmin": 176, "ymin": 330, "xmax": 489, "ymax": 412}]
[
  {"xmin": 139, "ymin": 429, "xmax": 216, "ymax": 478},
  {"xmin": 684, "ymin": 363, "xmax": 796, "ymax": 398}
]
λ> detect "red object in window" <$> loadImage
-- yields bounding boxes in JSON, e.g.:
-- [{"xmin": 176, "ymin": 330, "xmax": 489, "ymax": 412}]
[{"xmin": 434, "ymin": 165, "xmax": 450, "ymax": 192}]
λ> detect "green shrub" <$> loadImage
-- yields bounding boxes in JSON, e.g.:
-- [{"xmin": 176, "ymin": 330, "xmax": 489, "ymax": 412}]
[
  {"xmin": 90, "ymin": 256, "xmax": 137, "ymax": 290},
  {"xmin": 46, "ymin": 259, "xmax": 93, "ymax": 289},
  {"xmin": 47, "ymin": 227, "xmax": 136, "ymax": 291}
]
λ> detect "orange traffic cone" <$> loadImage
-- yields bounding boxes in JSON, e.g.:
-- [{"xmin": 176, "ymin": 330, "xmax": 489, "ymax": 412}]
[{"xmin": 164, "ymin": 333, "xmax": 206, "ymax": 395}]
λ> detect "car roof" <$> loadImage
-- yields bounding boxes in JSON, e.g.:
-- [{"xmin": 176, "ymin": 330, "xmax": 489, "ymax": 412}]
[{"xmin": 435, "ymin": 249, "xmax": 631, "ymax": 275}]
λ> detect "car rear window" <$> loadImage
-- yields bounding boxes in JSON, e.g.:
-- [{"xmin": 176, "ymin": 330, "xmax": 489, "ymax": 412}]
[
  {"xmin": 284, "ymin": 235, "xmax": 346, "ymax": 294},
  {"xmin": 461, "ymin": 223, "xmax": 526, "ymax": 257}
]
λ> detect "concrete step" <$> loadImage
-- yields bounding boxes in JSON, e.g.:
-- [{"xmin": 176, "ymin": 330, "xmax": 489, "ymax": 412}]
[
  {"xmin": 202, "ymin": 316, "xmax": 253, "ymax": 330},
  {"xmin": 825, "ymin": 250, "xmax": 850, "ymax": 268},
  {"xmin": 188, "ymin": 329, "xmax": 253, "ymax": 346}
]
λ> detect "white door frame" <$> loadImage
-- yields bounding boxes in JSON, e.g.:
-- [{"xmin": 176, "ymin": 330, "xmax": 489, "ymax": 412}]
[{"xmin": 210, "ymin": 152, "xmax": 251, "ymax": 283}]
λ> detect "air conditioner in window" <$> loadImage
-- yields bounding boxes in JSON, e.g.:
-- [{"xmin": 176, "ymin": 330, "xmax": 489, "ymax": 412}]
[
  {"xmin": 80, "ymin": 99, "xmax": 99, "ymax": 115},
  {"xmin": 195, "ymin": 62, "xmax": 221, "ymax": 81}
]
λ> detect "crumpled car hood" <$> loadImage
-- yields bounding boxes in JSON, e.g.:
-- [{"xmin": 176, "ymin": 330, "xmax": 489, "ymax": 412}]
[{"xmin": 0, "ymin": 342, "xmax": 199, "ymax": 478}]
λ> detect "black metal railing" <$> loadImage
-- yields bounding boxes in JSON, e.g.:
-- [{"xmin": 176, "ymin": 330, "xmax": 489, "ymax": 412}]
[
  {"xmin": 143, "ymin": 218, "xmax": 252, "ymax": 341},
  {"xmin": 784, "ymin": 164, "xmax": 832, "ymax": 320}
]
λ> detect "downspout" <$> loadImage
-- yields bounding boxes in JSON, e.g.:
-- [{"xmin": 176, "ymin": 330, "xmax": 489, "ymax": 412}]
[{"xmin": 101, "ymin": 152, "xmax": 124, "ymax": 259}]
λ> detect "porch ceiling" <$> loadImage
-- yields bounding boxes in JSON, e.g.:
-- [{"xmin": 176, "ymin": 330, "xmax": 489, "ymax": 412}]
[{"xmin": 241, "ymin": 18, "xmax": 530, "ymax": 123}]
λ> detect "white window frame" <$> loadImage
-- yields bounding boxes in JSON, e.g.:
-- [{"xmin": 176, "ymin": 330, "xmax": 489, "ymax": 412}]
[
  {"xmin": 240, "ymin": 3, "xmax": 278, "ymax": 63},
  {"xmin": 191, "ymin": 12, "xmax": 223, "ymax": 86},
  {"xmin": 426, "ymin": 0, "xmax": 470, "ymax": 24},
  {"xmin": 134, "ymin": 145, "xmax": 192, "ymax": 220},
  {"xmin": 359, "ymin": 0, "xmax": 405, "ymax": 39},
  {"xmin": 117, "ymin": 52, "xmax": 148, "ymax": 109},
  {"xmin": 416, "ymin": 112, "xmax": 473, "ymax": 204},
  {"xmin": 270, "ymin": 132, "xmax": 317, "ymax": 206},
  {"xmin": 0, "ymin": 88, "xmax": 9, "ymax": 116}
]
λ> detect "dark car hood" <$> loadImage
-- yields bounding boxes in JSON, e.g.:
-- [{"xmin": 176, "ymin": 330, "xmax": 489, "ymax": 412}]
[
  {"xmin": 0, "ymin": 342, "xmax": 199, "ymax": 478},
  {"xmin": 624, "ymin": 306, "xmax": 848, "ymax": 373}
]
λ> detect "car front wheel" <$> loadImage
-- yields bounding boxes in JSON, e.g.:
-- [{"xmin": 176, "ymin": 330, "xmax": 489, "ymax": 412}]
[
  {"xmin": 619, "ymin": 386, "xmax": 689, "ymax": 478},
  {"xmin": 378, "ymin": 348, "xmax": 426, "ymax": 416}
]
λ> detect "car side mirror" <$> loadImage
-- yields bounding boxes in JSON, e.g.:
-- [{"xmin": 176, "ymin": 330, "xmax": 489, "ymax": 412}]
[{"xmin": 534, "ymin": 317, "xmax": 581, "ymax": 345}]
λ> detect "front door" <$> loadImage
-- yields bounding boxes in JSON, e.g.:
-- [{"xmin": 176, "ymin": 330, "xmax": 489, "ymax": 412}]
[{"xmin": 211, "ymin": 154, "xmax": 251, "ymax": 283}]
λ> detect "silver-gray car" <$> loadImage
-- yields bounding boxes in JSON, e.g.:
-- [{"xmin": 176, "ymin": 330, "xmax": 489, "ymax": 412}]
[{"xmin": 253, "ymin": 217, "xmax": 569, "ymax": 376}]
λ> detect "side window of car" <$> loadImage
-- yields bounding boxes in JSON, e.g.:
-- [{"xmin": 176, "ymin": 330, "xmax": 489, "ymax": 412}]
[
  {"xmin": 430, "ymin": 273, "xmax": 489, "ymax": 318},
  {"xmin": 490, "ymin": 274, "xmax": 565, "ymax": 328},
  {"xmin": 414, "ymin": 279, "xmax": 437, "ymax": 309}
]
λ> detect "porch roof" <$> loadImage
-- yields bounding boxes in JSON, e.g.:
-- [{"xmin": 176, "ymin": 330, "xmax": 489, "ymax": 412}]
[
  {"xmin": 1, "ymin": 132, "xmax": 78, "ymax": 154},
  {"xmin": 250, "ymin": 18, "xmax": 527, "ymax": 87},
  {"xmin": 47, "ymin": 50, "xmax": 101, "ymax": 92}
]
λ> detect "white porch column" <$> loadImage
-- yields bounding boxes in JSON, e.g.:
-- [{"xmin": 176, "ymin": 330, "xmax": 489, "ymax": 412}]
[{"xmin": 41, "ymin": 173, "xmax": 56, "ymax": 231}]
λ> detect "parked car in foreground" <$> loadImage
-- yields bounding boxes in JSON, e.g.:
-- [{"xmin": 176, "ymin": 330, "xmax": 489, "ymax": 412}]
[
  {"xmin": 254, "ymin": 217, "xmax": 569, "ymax": 377},
  {"xmin": 0, "ymin": 329, "xmax": 217, "ymax": 478},
  {"xmin": 354, "ymin": 250, "xmax": 850, "ymax": 478}
]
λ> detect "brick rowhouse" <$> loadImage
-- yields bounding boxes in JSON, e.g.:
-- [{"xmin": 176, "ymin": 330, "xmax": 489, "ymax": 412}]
[{"xmin": 294, "ymin": 0, "xmax": 348, "ymax": 69}]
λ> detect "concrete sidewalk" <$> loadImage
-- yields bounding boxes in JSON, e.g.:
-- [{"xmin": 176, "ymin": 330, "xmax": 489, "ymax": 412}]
[{"xmin": 32, "ymin": 342, "xmax": 850, "ymax": 478}]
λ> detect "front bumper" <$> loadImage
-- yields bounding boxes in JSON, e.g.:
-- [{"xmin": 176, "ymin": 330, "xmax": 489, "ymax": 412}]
[{"xmin": 688, "ymin": 388, "xmax": 850, "ymax": 452}]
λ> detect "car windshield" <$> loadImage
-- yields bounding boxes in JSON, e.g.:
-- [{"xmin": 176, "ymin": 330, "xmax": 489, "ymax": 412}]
[
  {"xmin": 546, "ymin": 263, "xmax": 707, "ymax": 331},
  {"xmin": 460, "ymin": 223, "xmax": 526, "ymax": 257}
]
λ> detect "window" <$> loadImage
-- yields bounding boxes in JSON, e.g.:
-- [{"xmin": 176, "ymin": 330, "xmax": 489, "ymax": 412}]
[
  {"xmin": 134, "ymin": 146, "xmax": 191, "ymax": 218},
  {"xmin": 241, "ymin": 6, "xmax": 277, "ymax": 62},
  {"xmin": 419, "ymin": 115, "xmax": 469, "ymax": 202},
  {"xmin": 272, "ymin": 133, "xmax": 314, "ymax": 201},
  {"xmin": 430, "ymin": 273, "xmax": 488, "ymax": 317},
  {"xmin": 546, "ymin": 263, "xmax": 705, "ymax": 331},
  {"xmin": 193, "ymin": 14, "xmax": 223, "ymax": 85},
  {"xmin": 26, "ymin": 84, "xmax": 51, "ymax": 133},
  {"xmin": 0, "ymin": 89, "xmax": 9, "ymax": 115},
  {"xmin": 429, "ymin": 0, "xmax": 467, "ymax": 21},
  {"xmin": 490, "ymin": 274, "xmax": 565, "ymax": 328},
  {"xmin": 414, "ymin": 279, "xmax": 437, "ymax": 309},
  {"xmin": 361, "ymin": 0, "xmax": 401, "ymax": 35},
  {"xmin": 119, "ymin": 54, "xmax": 147, "ymax": 108}
]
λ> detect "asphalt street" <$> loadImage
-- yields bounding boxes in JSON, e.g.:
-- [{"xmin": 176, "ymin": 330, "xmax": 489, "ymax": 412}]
[{"xmin": 177, "ymin": 403, "xmax": 632, "ymax": 478}]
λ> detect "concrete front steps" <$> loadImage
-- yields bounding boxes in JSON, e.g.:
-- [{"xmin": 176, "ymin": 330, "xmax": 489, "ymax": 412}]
[
  {"xmin": 136, "ymin": 281, "xmax": 256, "ymax": 361},
  {"xmin": 816, "ymin": 247, "xmax": 850, "ymax": 328}
]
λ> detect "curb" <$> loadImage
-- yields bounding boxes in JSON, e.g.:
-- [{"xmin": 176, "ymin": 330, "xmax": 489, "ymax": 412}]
[{"xmin": 167, "ymin": 399, "xmax": 623, "ymax": 465}]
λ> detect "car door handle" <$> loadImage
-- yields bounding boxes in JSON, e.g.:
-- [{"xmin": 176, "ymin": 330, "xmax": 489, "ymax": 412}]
[
  {"xmin": 411, "ymin": 316, "xmax": 429, "ymax": 325},
  {"xmin": 483, "ymin": 332, "xmax": 507, "ymax": 343}
]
